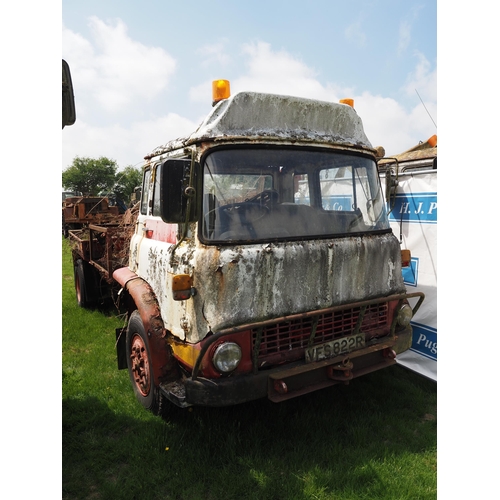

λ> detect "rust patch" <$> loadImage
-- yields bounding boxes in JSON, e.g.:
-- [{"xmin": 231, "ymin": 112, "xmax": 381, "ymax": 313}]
[{"xmin": 187, "ymin": 233, "xmax": 406, "ymax": 342}]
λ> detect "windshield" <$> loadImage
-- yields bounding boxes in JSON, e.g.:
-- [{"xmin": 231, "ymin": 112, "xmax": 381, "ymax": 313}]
[{"xmin": 201, "ymin": 147, "xmax": 389, "ymax": 243}]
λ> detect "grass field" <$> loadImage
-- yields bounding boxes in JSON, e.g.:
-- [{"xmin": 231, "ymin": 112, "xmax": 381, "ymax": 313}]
[{"xmin": 62, "ymin": 237, "xmax": 437, "ymax": 500}]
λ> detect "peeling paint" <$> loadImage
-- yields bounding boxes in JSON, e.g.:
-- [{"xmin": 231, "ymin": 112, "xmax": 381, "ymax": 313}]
[
  {"xmin": 133, "ymin": 91, "xmax": 405, "ymax": 348},
  {"xmin": 168, "ymin": 233, "xmax": 406, "ymax": 344}
]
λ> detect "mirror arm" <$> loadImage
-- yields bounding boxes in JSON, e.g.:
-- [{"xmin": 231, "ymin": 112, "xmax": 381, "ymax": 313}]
[{"xmin": 383, "ymin": 158, "xmax": 399, "ymax": 216}]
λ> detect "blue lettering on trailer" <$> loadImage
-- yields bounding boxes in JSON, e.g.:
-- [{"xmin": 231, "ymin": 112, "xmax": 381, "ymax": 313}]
[
  {"xmin": 409, "ymin": 322, "xmax": 437, "ymax": 361},
  {"xmin": 322, "ymin": 195, "xmax": 353, "ymax": 211},
  {"xmin": 389, "ymin": 192, "xmax": 437, "ymax": 223}
]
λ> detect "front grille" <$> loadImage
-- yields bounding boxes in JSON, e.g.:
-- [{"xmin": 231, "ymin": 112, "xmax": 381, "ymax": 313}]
[{"xmin": 251, "ymin": 302, "xmax": 390, "ymax": 367}]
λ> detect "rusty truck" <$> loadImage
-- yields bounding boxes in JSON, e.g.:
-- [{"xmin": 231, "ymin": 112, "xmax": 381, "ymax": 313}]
[{"xmin": 70, "ymin": 80, "xmax": 424, "ymax": 415}]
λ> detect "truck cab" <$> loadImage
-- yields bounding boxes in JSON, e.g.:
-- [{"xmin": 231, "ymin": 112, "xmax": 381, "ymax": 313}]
[{"xmin": 114, "ymin": 83, "xmax": 424, "ymax": 413}]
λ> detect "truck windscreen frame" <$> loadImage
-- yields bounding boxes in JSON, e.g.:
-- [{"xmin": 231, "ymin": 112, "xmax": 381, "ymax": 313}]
[{"xmin": 200, "ymin": 147, "xmax": 390, "ymax": 244}]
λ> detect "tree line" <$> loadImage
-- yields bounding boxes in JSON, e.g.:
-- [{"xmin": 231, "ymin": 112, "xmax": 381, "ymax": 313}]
[{"xmin": 62, "ymin": 156, "xmax": 142, "ymax": 204}]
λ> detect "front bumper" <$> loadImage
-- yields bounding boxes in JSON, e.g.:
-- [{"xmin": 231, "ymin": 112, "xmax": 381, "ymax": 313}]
[{"xmin": 160, "ymin": 328, "xmax": 412, "ymax": 407}]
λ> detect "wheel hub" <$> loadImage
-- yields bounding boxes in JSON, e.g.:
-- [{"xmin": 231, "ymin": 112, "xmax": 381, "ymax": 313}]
[{"xmin": 130, "ymin": 334, "xmax": 151, "ymax": 397}]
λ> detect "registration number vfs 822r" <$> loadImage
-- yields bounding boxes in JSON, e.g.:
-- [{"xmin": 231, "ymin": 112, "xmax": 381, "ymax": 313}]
[{"xmin": 304, "ymin": 333, "xmax": 365, "ymax": 363}]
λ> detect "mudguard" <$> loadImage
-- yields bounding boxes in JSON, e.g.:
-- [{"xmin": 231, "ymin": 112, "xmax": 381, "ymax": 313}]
[{"xmin": 113, "ymin": 267, "xmax": 177, "ymax": 384}]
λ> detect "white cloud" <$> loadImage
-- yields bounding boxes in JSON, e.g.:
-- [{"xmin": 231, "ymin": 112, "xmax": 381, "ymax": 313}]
[
  {"xmin": 344, "ymin": 22, "xmax": 367, "ymax": 47},
  {"xmin": 234, "ymin": 42, "xmax": 327, "ymax": 98},
  {"xmin": 355, "ymin": 92, "xmax": 419, "ymax": 155},
  {"xmin": 62, "ymin": 17, "xmax": 176, "ymax": 114},
  {"xmin": 189, "ymin": 41, "xmax": 435, "ymax": 156},
  {"xmin": 398, "ymin": 20, "xmax": 412, "ymax": 55},
  {"xmin": 63, "ymin": 19, "xmax": 436, "ymax": 172},
  {"xmin": 189, "ymin": 41, "xmax": 328, "ymax": 103},
  {"xmin": 403, "ymin": 51, "xmax": 437, "ymax": 103},
  {"xmin": 397, "ymin": 5, "xmax": 424, "ymax": 56},
  {"xmin": 351, "ymin": 48, "xmax": 437, "ymax": 155},
  {"xmin": 358, "ymin": 88, "xmax": 433, "ymax": 154},
  {"xmin": 197, "ymin": 39, "xmax": 231, "ymax": 68},
  {"xmin": 189, "ymin": 80, "xmax": 217, "ymax": 104},
  {"xmin": 62, "ymin": 114, "xmax": 199, "ymax": 170}
]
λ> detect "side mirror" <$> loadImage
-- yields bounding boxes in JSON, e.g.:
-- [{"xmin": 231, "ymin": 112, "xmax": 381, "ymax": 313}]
[
  {"xmin": 160, "ymin": 159, "xmax": 199, "ymax": 223},
  {"xmin": 62, "ymin": 59, "xmax": 76, "ymax": 129},
  {"xmin": 131, "ymin": 186, "xmax": 142, "ymax": 204}
]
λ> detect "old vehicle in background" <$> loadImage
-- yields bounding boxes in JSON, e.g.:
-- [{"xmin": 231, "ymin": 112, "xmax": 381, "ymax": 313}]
[{"xmin": 63, "ymin": 195, "xmax": 122, "ymax": 237}]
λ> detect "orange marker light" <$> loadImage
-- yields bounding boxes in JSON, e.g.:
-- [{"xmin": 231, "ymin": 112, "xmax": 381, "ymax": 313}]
[
  {"xmin": 172, "ymin": 274, "xmax": 193, "ymax": 301},
  {"xmin": 401, "ymin": 249, "xmax": 411, "ymax": 268},
  {"xmin": 339, "ymin": 98, "xmax": 354, "ymax": 108},
  {"xmin": 212, "ymin": 80, "xmax": 231, "ymax": 105}
]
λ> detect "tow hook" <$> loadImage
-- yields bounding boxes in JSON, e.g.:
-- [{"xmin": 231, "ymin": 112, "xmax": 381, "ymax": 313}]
[
  {"xmin": 326, "ymin": 358, "xmax": 353, "ymax": 383},
  {"xmin": 383, "ymin": 348, "xmax": 397, "ymax": 359}
]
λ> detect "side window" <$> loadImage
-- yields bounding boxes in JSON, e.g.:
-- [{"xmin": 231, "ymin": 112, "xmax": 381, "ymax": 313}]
[
  {"xmin": 152, "ymin": 164, "xmax": 162, "ymax": 216},
  {"xmin": 320, "ymin": 167, "xmax": 353, "ymax": 211},
  {"xmin": 140, "ymin": 168, "xmax": 151, "ymax": 215}
]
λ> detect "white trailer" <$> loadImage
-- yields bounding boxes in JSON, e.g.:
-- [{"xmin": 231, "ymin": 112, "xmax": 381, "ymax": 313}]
[{"xmin": 379, "ymin": 137, "xmax": 437, "ymax": 381}]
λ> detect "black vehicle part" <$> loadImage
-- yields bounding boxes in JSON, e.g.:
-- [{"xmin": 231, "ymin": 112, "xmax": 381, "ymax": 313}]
[{"xmin": 74, "ymin": 259, "xmax": 98, "ymax": 308}]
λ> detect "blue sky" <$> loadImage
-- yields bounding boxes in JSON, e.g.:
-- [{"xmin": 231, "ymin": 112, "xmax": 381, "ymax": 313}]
[{"xmin": 62, "ymin": 0, "xmax": 437, "ymax": 171}]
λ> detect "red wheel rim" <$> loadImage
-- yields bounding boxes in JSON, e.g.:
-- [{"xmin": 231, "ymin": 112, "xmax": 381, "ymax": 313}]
[{"xmin": 130, "ymin": 334, "xmax": 151, "ymax": 397}]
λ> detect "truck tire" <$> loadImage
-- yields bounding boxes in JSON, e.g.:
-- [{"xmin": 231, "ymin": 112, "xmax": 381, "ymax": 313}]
[
  {"xmin": 74, "ymin": 259, "xmax": 97, "ymax": 308},
  {"xmin": 126, "ymin": 311, "xmax": 165, "ymax": 415},
  {"xmin": 62, "ymin": 213, "xmax": 67, "ymax": 237}
]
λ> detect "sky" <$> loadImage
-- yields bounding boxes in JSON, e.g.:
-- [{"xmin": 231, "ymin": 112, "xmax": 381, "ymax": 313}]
[{"xmin": 61, "ymin": 0, "xmax": 437, "ymax": 173}]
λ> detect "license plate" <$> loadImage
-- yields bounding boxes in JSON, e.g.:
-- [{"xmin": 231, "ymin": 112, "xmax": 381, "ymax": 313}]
[{"xmin": 305, "ymin": 334, "xmax": 365, "ymax": 363}]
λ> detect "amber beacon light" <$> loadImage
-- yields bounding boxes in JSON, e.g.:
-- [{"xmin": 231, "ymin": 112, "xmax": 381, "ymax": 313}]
[
  {"xmin": 339, "ymin": 98, "xmax": 354, "ymax": 108},
  {"xmin": 212, "ymin": 79, "xmax": 231, "ymax": 105}
]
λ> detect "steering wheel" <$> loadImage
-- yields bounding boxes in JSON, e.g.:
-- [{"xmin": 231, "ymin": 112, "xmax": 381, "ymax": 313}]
[
  {"xmin": 245, "ymin": 189, "xmax": 279, "ymax": 206},
  {"xmin": 219, "ymin": 202, "xmax": 269, "ymax": 223},
  {"xmin": 204, "ymin": 202, "xmax": 269, "ymax": 240}
]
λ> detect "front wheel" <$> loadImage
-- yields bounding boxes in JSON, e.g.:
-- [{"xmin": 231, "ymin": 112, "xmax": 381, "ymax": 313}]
[{"xmin": 126, "ymin": 311, "xmax": 165, "ymax": 415}]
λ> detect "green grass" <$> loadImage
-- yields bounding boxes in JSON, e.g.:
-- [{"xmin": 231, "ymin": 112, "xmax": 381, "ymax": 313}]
[{"xmin": 62, "ymin": 237, "xmax": 437, "ymax": 500}]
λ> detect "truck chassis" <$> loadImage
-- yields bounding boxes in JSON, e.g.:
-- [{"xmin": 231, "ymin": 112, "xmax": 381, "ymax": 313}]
[{"xmin": 69, "ymin": 217, "xmax": 135, "ymax": 307}]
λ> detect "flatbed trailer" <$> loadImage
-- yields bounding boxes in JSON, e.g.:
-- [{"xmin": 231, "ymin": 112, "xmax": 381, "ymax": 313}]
[{"xmin": 69, "ymin": 220, "xmax": 134, "ymax": 307}]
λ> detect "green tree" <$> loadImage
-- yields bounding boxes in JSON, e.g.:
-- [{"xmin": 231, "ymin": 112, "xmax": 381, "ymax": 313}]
[
  {"xmin": 114, "ymin": 165, "xmax": 143, "ymax": 203},
  {"xmin": 62, "ymin": 156, "xmax": 118, "ymax": 195}
]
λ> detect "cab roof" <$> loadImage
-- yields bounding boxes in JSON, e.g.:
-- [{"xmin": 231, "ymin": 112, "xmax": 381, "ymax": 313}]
[{"xmin": 146, "ymin": 91, "xmax": 374, "ymax": 159}]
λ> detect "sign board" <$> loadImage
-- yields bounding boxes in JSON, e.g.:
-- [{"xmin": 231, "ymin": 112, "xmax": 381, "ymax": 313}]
[{"xmin": 383, "ymin": 169, "xmax": 437, "ymax": 381}]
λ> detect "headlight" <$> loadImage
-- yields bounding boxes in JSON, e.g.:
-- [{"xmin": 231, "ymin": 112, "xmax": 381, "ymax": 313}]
[
  {"xmin": 212, "ymin": 342, "xmax": 242, "ymax": 373},
  {"xmin": 397, "ymin": 304, "xmax": 413, "ymax": 327}
]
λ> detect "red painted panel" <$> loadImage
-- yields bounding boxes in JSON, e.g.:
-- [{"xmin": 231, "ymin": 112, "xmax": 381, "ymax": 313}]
[{"xmin": 144, "ymin": 219, "xmax": 178, "ymax": 244}]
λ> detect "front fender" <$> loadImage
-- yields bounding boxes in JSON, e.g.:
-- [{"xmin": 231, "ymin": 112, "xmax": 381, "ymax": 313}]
[{"xmin": 113, "ymin": 267, "xmax": 176, "ymax": 383}]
